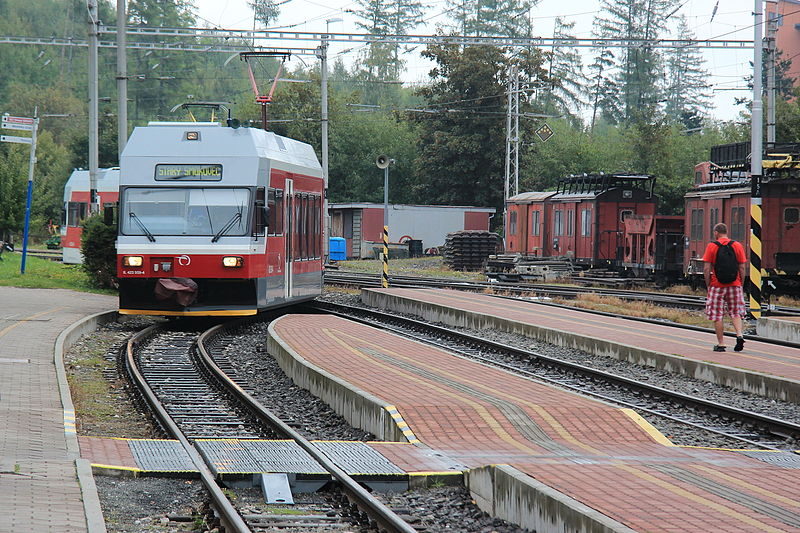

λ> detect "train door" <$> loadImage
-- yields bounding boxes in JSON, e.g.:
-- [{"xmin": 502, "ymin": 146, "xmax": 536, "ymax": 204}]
[{"xmin": 284, "ymin": 179, "xmax": 294, "ymax": 299}]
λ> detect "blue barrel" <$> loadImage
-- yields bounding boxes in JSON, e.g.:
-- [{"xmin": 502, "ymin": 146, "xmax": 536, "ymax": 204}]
[{"xmin": 329, "ymin": 237, "xmax": 347, "ymax": 261}]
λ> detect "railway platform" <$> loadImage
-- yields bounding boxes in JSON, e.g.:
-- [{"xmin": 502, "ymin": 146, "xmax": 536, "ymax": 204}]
[
  {"xmin": 758, "ymin": 316, "xmax": 800, "ymax": 343},
  {"xmin": 0, "ymin": 286, "xmax": 116, "ymax": 533},
  {"xmin": 362, "ymin": 288, "xmax": 800, "ymax": 404},
  {"xmin": 266, "ymin": 313, "xmax": 800, "ymax": 532}
]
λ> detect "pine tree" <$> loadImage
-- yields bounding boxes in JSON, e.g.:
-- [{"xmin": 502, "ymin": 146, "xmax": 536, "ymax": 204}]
[
  {"xmin": 542, "ymin": 17, "xmax": 589, "ymax": 117},
  {"xmin": 386, "ymin": 0, "xmax": 426, "ymax": 78},
  {"xmin": 663, "ymin": 15, "xmax": 711, "ymax": 128},
  {"xmin": 444, "ymin": 0, "xmax": 534, "ymax": 38},
  {"xmin": 592, "ymin": 0, "xmax": 678, "ymax": 123},
  {"xmin": 353, "ymin": 0, "xmax": 425, "ymax": 103},
  {"xmin": 588, "ymin": 49, "xmax": 619, "ymax": 129},
  {"xmin": 248, "ymin": 0, "xmax": 280, "ymax": 27}
]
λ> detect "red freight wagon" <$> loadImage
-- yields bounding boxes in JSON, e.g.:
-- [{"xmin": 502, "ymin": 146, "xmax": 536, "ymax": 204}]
[
  {"xmin": 505, "ymin": 174, "xmax": 658, "ymax": 269},
  {"xmin": 685, "ymin": 162, "xmax": 800, "ymax": 291}
]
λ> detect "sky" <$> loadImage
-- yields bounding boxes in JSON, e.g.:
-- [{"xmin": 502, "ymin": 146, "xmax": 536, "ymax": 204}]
[{"xmin": 192, "ymin": 0, "xmax": 758, "ymax": 122}]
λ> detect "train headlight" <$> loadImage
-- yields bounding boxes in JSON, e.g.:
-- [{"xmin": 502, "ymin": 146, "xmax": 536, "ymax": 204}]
[
  {"xmin": 222, "ymin": 256, "xmax": 243, "ymax": 268},
  {"xmin": 123, "ymin": 255, "xmax": 143, "ymax": 267}
]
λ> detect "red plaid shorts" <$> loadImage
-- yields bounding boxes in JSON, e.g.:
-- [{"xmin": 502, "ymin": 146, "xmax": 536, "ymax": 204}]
[{"xmin": 705, "ymin": 285, "xmax": 746, "ymax": 321}]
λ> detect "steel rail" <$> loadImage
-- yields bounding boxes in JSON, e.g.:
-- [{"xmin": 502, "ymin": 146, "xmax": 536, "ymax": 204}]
[
  {"xmin": 196, "ymin": 322, "xmax": 418, "ymax": 533},
  {"xmin": 125, "ymin": 324, "xmax": 252, "ymax": 533},
  {"xmin": 324, "ymin": 270, "xmax": 800, "ymax": 347},
  {"xmin": 310, "ymin": 301, "xmax": 800, "ymax": 445}
]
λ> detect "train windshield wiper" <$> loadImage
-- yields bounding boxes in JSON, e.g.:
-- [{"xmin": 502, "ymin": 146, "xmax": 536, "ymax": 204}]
[
  {"xmin": 129, "ymin": 212, "xmax": 156, "ymax": 242},
  {"xmin": 211, "ymin": 211, "xmax": 243, "ymax": 243}
]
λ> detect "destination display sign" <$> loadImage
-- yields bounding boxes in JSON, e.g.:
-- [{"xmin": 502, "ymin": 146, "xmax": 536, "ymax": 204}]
[
  {"xmin": 2, "ymin": 115, "xmax": 35, "ymax": 131},
  {"xmin": 1, "ymin": 134, "xmax": 32, "ymax": 144},
  {"xmin": 154, "ymin": 164, "xmax": 222, "ymax": 181}
]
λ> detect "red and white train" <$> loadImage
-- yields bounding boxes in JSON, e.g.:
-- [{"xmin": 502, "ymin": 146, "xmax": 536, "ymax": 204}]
[
  {"xmin": 116, "ymin": 120, "xmax": 324, "ymax": 316},
  {"xmin": 61, "ymin": 168, "xmax": 119, "ymax": 264}
]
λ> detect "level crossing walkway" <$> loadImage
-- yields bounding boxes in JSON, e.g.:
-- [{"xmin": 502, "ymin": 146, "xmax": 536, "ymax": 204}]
[{"xmin": 0, "ymin": 286, "xmax": 115, "ymax": 533}]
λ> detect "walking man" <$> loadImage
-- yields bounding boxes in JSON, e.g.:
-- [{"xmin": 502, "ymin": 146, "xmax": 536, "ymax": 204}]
[{"xmin": 703, "ymin": 222, "xmax": 747, "ymax": 352}]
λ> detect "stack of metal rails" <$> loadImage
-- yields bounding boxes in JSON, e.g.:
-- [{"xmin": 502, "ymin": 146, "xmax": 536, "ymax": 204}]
[{"xmin": 442, "ymin": 230, "xmax": 499, "ymax": 271}]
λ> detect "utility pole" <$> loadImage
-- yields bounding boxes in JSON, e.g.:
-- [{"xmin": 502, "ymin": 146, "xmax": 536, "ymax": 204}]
[
  {"xmin": 504, "ymin": 65, "xmax": 520, "ymax": 212},
  {"xmin": 320, "ymin": 18, "xmax": 340, "ymax": 261},
  {"xmin": 88, "ymin": 0, "xmax": 100, "ymax": 213},
  {"xmin": 504, "ymin": 65, "xmax": 520, "ymax": 252},
  {"xmin": 766, "ymin": 5, "xmax": 777, "ymax": 145},
  {"xmin": 749, "ymin": 0, "xmax": 764, "ymax": 319},
  {"xmin": 117, "ymin": 0, "xmax": 128, "ymax": 157}
]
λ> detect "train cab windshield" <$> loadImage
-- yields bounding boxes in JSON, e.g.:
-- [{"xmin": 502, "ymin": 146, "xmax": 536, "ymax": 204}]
[{"xmin": 119, "ymin": 187, "xmax": 250, "ymax": 237}]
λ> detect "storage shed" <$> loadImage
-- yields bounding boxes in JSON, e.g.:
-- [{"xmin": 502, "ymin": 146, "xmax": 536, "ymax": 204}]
[{"xmin": 329, "ymin": 203, "xmax": 496, "ymax": 259}]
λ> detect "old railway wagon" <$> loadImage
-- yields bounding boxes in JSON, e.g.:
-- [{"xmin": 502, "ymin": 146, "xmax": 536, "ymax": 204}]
[
  {"xmin": 505, "ymin": 174, "xmax": 669, "ymax": 270},
  {"xmin": 686, "ymin": 143, "xmax": 800, "ymax": 292},
  {"xmin": 117, "ymin": 121, "xmax": 324, "ymax": 316}
]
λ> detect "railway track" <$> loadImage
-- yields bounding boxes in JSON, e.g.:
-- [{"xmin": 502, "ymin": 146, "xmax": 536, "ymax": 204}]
[
  {"xmin": 324, "ymin": 270, "xmax": 800, "ymax": 316},
  {"xmin": 309, "ymin": 300, "xmax": 800, "ymax": 451},
  {"xmin": 125, "ymin": 318, "xmax": 417, "ymax": 533}
]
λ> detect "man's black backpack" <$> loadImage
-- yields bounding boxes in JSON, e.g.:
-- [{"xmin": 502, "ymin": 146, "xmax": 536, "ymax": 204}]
[{"xmin": 713, "ymin": 240, "xmax": 739, "ymax": 284}]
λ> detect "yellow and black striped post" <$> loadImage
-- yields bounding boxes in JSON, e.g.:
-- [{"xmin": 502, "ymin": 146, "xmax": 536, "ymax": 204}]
[
  {"xmin": 748, "ymin": 188, "xmax": 763, "ymax": 319},
  {"xmin": 382, "ymin": 225, "xmax": 389, "ymax": 288}
]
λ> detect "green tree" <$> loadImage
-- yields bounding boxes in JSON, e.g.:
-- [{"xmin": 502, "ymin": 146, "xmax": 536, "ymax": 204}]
[
  {"xmin": 249, "ymin": 0, "xmax": 280, "ymax": 26},
  {"xmin": 411, "ymin": 43, "xmax": 547, "ymax": 214},
  {"xmin": 592, "ymin": 0, "xmax": 677, "ymax": 123},
  {"xmin": 0, "ymin": 147, "xmax": 28, "ymax": 237},
  {"xmin": 444, "ymin": 0, "xmax": 534, "ymax": 38},
  {"xmin": 663, "ymin": 16, "xmax": 711, "ymax": 127},
  {"xmin": 81, "ymin": 214, "xmax": 117, "ymax": 289},
  {"xmin": 541, "ymin": 17, "xmax": 588, "ymax": 118},
  {"xmin": 587, "ymin": 49, "xmax": 619, "ymax": 130}
]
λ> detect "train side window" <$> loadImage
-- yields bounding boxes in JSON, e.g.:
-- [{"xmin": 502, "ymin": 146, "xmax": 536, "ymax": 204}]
[
  {"xmin": 267, "ymin": 189, "xmax": 277, "ymax": 235},
  {"xmin": 709, "ymin": 208, "xmax": 719, "ymax": 232},
  {"xmin": 785, "ymin": 207, "xmax": 799, "ymax": 224},
  {"xmin": 581, "ymin": 209, "xmax": 591, "ymax": 237},
  {"xmin": 274, "ymin": 190, "xmax": 284, "ymax": 235},
  {"xmin": 554, "ymin": 210, "xmax": 563, "ymax": 236},
  {"xmin": 532, "ymin": 210, "xmax": 540, "ymax": 236},
  {"xmin": 690, "ymin": 208, "xmax": 704, "ymax": 241},
  {"xmin": 566, "ymin": 209, "xmax": 574, "ymax": 236},
  {"xmin": 730, "ymin": 207, "xmax": 745, "ymax": 242},
  {"xmin": 67, "ymin": 202, "xmax": 87, "ymax": 227},
  {"xmin": 509, "ymin": 211, "xmax": 517, "ymax": 235},
  {"xmin": 619, "ymin": 209, "xmax": 633, "ymax": 222},
  {"xmin": 303, "ymin": 195, "xmax": 310, "ymax": 260},
  {"xmin": 253, "ymin": 187, "xmax": 266, "ymax": 237},
  {"xmin": 314, "ymin": 196, "xmax": 321, "ymax": 258}
]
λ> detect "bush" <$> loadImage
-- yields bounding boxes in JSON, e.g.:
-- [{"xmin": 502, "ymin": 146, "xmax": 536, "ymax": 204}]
[{"xmin": 81, "ymin": 214, "xmax": 117, "ymax": 289}]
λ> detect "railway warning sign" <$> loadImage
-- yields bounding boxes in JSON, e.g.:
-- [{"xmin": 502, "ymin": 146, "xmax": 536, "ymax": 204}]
[
  {"xmin": 2, "ymin": 115, "xmax": 36, "ymax": 132},
  {"xmin": 535, "ymin": 123, "xmax": 554, "ymax": 143}
]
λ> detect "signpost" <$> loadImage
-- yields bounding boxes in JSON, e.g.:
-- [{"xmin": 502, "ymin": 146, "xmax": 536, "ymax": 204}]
[{"xmin": 1, "ymin": 111, "xmax": 39, "ymax": 274}]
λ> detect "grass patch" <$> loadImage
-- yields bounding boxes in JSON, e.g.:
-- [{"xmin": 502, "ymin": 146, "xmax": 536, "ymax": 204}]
[
  {"xmin": 67, "ymin": 354, "xmax": 119, "ymax": 429},
  {"xmin": 0, "ymin": 251, "xmax": 113, "ymax": 294},
  {"xmin": 773, "ymin": 294, "xmax": 800, "ymax": 308},
  {"xmin": 553, "ymin": 292, "xmax": 715, "ymax": 329},
  {"xmin": 65, "ymin": 326, "xmax": 156, "ymax": 438},
  {"xmin": 335, "ymin": 256, "xmax": 485, "ymax": 281}
]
